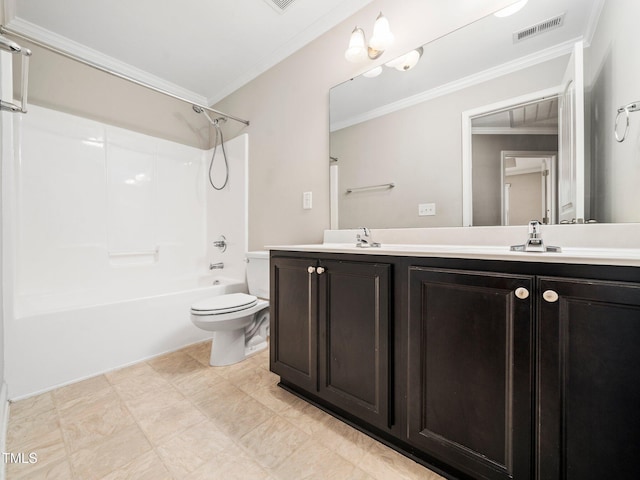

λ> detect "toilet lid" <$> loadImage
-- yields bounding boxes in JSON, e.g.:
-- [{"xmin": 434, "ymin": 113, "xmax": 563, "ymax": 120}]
[{"xmin": 191, "ymin": 293, "xmax": 258, "ymax": 315}]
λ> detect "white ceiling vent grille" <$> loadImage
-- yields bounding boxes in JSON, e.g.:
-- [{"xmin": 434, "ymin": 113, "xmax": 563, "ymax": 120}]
[
  {"xmin": 513, "ymin": 13, "xmax": 565, "ymax": 43},
  {"xmin": 263, "ymin": 0, "xmax": 297, "ymax": 14}
]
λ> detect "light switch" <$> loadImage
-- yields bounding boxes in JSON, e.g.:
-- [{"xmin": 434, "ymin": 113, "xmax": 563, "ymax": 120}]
[
  {"xmin": 418, "ymin": 203, "xmax": 436, "ymax": 216},
  {"xmin": 303, "ymin": 191, "xmax": 313, "ymax": 210}
]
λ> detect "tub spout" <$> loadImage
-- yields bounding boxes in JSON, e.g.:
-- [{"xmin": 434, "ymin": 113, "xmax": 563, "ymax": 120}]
[{"xmin": 209, "ymin": 262, "xmax": 224, "ymax": 270}]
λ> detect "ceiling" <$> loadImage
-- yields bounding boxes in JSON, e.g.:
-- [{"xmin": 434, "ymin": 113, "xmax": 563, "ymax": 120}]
[
  {"xmin": 473, "ymin": 97, "xmax": 559, "ymax": 130},
  {"xmin": 2, "ymin": 0, "xmax": 373, "ymax": 105},
  {"xmin": 330, "ymin": 0, "xmax": 605, "ymax": 130}
]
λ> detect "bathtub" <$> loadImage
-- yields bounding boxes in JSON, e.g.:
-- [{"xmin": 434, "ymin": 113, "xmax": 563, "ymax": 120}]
[{"xmin": 7, "ymin": 276, "xmax": 246, "ymax": 400}]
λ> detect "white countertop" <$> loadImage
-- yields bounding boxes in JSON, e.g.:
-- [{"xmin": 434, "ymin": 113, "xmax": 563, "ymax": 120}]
[{"xmin": 267, "ymin": 243, "xmax": 640, "ymax": 267}]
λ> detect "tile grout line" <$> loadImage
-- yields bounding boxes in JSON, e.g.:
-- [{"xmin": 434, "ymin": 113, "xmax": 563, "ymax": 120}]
[{"xmin": 106, "ymin": 360, "xmax": 188, "ymax": 480}]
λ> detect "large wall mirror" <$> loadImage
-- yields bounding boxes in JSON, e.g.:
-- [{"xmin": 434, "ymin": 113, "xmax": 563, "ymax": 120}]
[{"xmin": 329, "ymin": 0, "xmax": 640, "ymax": 229}]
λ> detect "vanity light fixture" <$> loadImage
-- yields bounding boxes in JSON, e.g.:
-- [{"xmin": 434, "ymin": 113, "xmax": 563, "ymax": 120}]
[
  {"xmin": 344, "ymin": 12, "xmax": 394, "ymax": 63},
  {"xmin": 494, "ymin": 0, "xmax": 528, "ymax": 18}
]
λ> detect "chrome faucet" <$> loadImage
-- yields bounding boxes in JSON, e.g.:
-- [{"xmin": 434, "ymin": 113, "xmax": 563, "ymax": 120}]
[
  {"xmin": 356, "ymin": 227, "xmax": 381, "ymax": 248},
  {"xmin": 212, "ymin": 235, "xmax": 227, "ymax": 252},
  {"xmin": 526, "ymin": 220, "xmax": 544, "ymax": 251},
  {"xmin": 209, "ymin": 262, "xmax": 224, "ymax": 270},
  {"xmin": 510, "ymin": 220, "xmax": 561, "ymax": 253}
]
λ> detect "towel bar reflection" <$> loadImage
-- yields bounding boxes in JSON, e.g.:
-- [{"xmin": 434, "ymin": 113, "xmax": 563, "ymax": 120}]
[
  {"xmin": 346, "ymin": 182, "xmax": 395, "ymax": 194},
  {"xmin": 614, "ymin": 101, "xmax": 640, "ymax": 143}
]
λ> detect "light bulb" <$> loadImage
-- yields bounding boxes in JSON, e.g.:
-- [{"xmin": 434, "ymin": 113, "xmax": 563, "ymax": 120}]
[
  {"xmin": 369, "ymin": 12, "xmax": 394, "ymax": 52},
  {"xmin": 395, "ymin": 48, "xmax": 423, "ymax": 71},
  {"xmin": 344, "ymin": 27, "xmax": 367, "ymax": 62}
]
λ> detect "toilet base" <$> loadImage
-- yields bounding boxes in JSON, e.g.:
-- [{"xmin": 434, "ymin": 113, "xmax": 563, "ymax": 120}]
[
  {"xmin": 209, "ymin": 329, "xmax": 245, "ymax": 366},
  {"xmin": 208, "ymin": 309, "xmax": 269, "ymax": 366},
  {"xmin": 208, "ymin": 334, "xmax": 269, "ymax": 367},
  {"xmin": 245, "ymin": 338, "xmax": 268, "ymax": 358},
  {"xmin": 208, "ymin": 333, "xmax": 268, "ymax": 366}
]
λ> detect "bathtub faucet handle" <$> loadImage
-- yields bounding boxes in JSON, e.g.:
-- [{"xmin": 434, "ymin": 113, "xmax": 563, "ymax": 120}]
[
  {"xmin": 209, "ymin": 262, "xmax": 224, "ymax": 270},
  {"xmin": 213, "ymin": 235, "xmax": 227, "ymax": 253}
]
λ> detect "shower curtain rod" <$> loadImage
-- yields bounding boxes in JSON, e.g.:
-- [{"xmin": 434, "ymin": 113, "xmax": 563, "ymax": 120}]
[{"xmin": 0, "ymin": 25, "xmax": 250, "ymax": 126}]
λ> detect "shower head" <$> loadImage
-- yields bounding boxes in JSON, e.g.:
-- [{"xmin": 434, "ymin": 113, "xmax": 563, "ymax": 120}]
[{"xmin": 192, "ymin": 104, "xmax": 227, "ymax": 126}]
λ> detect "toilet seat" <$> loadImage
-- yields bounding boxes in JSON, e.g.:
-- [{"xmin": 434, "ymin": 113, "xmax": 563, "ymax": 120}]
[{"xmin": 191, "ymin": 292, "xmax": 258, "ymax": 316}]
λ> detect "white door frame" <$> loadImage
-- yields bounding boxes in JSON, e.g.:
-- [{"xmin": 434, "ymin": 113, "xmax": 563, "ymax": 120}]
[
  {"xmin": 500, "ymin": 151, "xmax": 558, "ymax": 225},
  {"xmin": 461, "ymin": 86, "xmax": 562, "ymax": 226}
]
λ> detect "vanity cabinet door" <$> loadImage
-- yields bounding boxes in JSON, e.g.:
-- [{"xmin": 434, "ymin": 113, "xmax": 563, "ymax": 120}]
[
  {"xmin": 270, "ymin": 257, "xmax": 318, "ymax": 392},
  {"xmin": 407, "ymin": 267, "xmax": 534, "ymax": 480},
  {"xmin": 537, "ymin": 277, "xmax": 640, "ymax": 480},
  {"xmin": 317, "ymin": 260, "xmax": 391, "ymax": 430}
]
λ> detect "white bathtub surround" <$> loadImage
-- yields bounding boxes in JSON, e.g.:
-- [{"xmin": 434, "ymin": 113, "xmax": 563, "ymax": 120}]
[
  {"xmin": 206, "ymin": 134, "xmax": 249, "ymax": 282},
  {"xmin": 11, "ymin": 105, "xmax": 208, "ymax": 312},
  {"xmin": 3, "ymin": 106, "xmax": 250, "ymax": 399}
]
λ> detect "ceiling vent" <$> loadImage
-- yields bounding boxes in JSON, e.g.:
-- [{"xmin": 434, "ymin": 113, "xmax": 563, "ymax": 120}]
[
  {"xmin": 513, "ymin": 13, "xmax": 565, "ymax": 43},
  {"xmin": 263, "ymin": 0, "xmax": 297, "ymax": 14}
]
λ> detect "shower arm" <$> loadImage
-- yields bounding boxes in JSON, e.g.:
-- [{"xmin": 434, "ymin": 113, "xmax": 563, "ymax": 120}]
[{"xmin": 0, "ymin": 25, "xmax": 249, "ymax": 126}]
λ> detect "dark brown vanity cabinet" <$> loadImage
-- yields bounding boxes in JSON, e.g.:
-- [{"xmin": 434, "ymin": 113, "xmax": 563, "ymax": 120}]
[
  {"xmin": 270, "ymin": 255, "xmax": 392, "ymax": 430},
  {"xmin": 537, "ymin": 277, "xmax": 640, "ymax": 480},
  {"xmin": 407, "ymin": 267, "xmax": 535, "ymax": 480},
  {"xmin": 270, "ymin": 257, "xmax": 318, "ymax": 393},
  {"xmin": 271, "ymin": 251, "xmax": 640, "ymax": 480}
]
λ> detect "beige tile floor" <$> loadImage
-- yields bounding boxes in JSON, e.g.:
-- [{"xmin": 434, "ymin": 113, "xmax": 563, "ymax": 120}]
[{"xmin": 5, "ymin": 341, "xmax": 444, "ymax": 480}]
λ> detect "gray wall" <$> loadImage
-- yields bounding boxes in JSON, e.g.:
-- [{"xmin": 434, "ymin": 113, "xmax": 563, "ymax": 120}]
[
  {"xmin": 587, "ymin": 0, "xmax": 640, "ymax": 223},
  {"xmin": 13, "ymin": 41, "xmax": 212, "ymax": 150},
  {"xmin": 331, "ymin": 57, "xmax": 567, "ymax": 229},
  {"xmin": 472, "ymin": 134, "xmax": 558, "ymax": 226},
  {"xmin": 212, "ymin": 0, "xmax": 516, "ymax": 249}
]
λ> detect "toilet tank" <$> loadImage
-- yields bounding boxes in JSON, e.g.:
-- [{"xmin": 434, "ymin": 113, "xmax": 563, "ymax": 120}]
[{"xmin": 246, "ymin": 251, "xmax": 270, "ymax": 299}]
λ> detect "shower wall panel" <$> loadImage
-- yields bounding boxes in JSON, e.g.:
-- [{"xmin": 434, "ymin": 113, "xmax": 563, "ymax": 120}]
[{"xmin": 12, "ymin": 104, "xmax": 208, "ymax": 315}]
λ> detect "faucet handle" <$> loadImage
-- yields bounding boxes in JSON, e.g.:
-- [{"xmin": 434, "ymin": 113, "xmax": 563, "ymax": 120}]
[{"xmin": 528, "ymin": 220, "xmax": 541, "ymax": 237}]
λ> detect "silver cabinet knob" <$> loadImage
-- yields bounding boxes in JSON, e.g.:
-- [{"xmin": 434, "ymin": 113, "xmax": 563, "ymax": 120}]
[
  {"xmin": 515, "ymin": 287, "xmax": 529, "ymax": 300},
  {"xmin": 307, "ymin": 266, "xmax": 316, "ymax": 274},
  {"xmin": 543, "ymin": 290, "xmax": 559, "ymax": 303},
  {"xmin": 316, "ymin": 267, "xmax": 325, "ymax": 274}
]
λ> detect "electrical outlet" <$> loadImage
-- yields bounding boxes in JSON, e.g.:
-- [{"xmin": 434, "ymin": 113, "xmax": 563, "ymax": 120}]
[
  {"xmin": 303, "ymin": 191, "xmax": 313, "ymax": 210},
  {"xmin": 418, "ymin": 203, "xmax": 436, "ymax": 216}
]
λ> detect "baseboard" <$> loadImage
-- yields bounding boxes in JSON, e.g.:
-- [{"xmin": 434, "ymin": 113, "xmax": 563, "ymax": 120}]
[{"xmin": 0, "ymin": 381, "xmax": 9, "ymax": 480}]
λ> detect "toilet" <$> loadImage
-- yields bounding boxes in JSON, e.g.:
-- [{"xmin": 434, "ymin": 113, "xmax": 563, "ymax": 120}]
[{"xmin": 191, "ymin": 251, "xmax": 270, "ymax": 366}]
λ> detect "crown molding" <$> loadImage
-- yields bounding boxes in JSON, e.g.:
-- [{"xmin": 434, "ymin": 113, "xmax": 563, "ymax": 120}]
[
  {"xmin": 4, "ymin": 16, "xmax": 208, "ymax": 105},
  {"xmin": 330, "ymin": 37, "xmax": 582, "ymax": 132}
]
